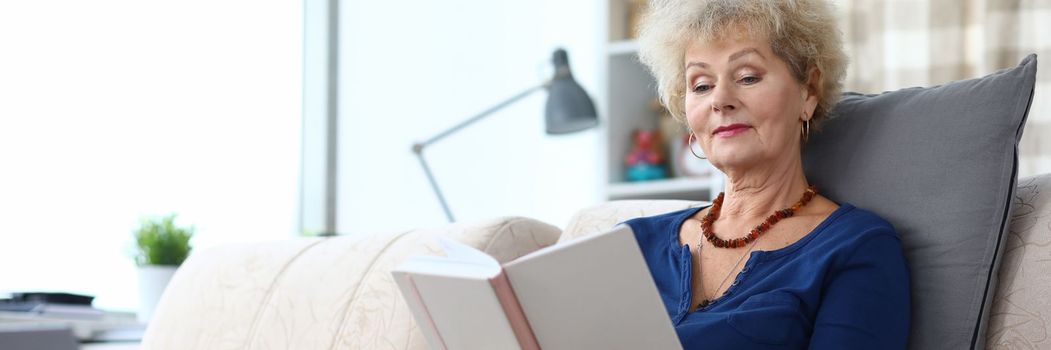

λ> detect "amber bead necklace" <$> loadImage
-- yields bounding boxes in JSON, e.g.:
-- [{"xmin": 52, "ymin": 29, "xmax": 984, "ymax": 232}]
[
  {"xmin": 695, "ymin": 185, "xmax": 818, "ymax": 308},
  {"xmin": 700, "ymin": 185, "xmax": 818, "ymax": 249}
]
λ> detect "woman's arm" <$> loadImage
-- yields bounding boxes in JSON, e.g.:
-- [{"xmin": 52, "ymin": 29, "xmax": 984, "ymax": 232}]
[{"xmin": 808, "ymin": 231, "xmax": 911, "ymax": 349}]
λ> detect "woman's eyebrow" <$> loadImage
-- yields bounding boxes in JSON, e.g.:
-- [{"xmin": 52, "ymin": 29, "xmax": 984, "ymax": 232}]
[
  {"xmin": 686, "ymin": 61, "xmax": 709, "ymax": 70},
  {"xmin": 685, "ymin": 48, "xmax": 764, "ymax": 69},
  {"xmin": 728, "ymin": 48, "xmax": 763, "ymax": 62}
]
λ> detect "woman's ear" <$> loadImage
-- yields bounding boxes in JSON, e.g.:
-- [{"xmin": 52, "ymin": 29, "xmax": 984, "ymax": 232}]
[{"xmin": 802, "ymin": 67, "xmax": 821, "ymax": 119}]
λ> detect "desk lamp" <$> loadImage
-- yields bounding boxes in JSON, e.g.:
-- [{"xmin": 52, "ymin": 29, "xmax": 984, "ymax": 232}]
[{"xmin": 411, "ymin": 48, "xmax": 598, "ymax": 222}]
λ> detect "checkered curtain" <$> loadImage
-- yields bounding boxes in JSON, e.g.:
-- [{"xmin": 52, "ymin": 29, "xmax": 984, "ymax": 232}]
[{"xmin": 834, "ymin": 0, "xmax": 1050, "ymax": 177}]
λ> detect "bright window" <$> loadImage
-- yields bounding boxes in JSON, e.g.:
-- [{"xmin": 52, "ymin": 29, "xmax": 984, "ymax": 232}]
[{"xmin": 0, "ymin": 0, "xmax": 302, "ymax": 311}]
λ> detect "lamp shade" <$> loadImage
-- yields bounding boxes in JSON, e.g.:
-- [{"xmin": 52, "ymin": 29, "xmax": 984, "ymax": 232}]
[{"xmin": 545, "ymin": 48, "xmax": 599, "ymax": 134}]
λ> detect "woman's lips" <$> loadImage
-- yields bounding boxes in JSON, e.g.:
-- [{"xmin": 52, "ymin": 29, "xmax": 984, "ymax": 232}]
[{"xmin": 713, "ymin": 123, "xmax": 751, "ymax": 137}]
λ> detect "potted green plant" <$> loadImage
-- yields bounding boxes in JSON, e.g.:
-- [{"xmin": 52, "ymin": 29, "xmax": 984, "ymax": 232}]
[{"xmin": 132, "ymin": 214, "xmax": 193, "ymax": 322}]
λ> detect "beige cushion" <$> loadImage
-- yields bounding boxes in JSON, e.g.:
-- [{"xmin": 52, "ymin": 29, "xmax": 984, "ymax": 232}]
[
  {"xmin": 987, "ymin": 174, "xmax": 1051, "ymax": 349},
  {"xmin": 141, "ymin": 216, "xmax": 561, "ymax": 350},
  {"xmin": 559, "ymin": 199, "xmax": 706, "ymax": 243}
]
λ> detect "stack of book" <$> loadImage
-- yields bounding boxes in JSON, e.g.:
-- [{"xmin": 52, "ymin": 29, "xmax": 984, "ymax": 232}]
[{"xmin": 0, "ymin": 292, "xmax": 104, "ymax": 319}]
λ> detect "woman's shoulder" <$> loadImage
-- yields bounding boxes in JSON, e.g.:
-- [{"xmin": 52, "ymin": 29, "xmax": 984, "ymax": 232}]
[
  {"xmin": 813, "ymin": 204, "xmax": 910, "ymax": 290},
  {"xmin": 828, "ymin": 204, "xmax": 898, "ymax": 237},
  {"xmin": 814, "ymin": 203, "xmax": 903, "ymax": 253},
  {"xmin": 620, "ymin": 206, "xmax": 704, "ymax": 246}
]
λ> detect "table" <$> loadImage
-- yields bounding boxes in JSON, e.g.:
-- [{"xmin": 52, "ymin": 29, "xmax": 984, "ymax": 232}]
[{"xmin": 0, "ymin": 310, "xmax": 143, "ymax": 348}]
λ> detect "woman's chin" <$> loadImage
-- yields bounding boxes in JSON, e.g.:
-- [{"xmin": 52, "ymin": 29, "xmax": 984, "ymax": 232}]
[{"xmin": 708, "ymin": 152, "xmax": 762, "ymax": 173}]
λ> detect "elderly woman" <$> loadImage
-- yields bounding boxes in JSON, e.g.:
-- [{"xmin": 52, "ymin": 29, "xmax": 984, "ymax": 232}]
[{"xmin": 625, "ymin": 0, "xmax": 910, "ymax": 349}]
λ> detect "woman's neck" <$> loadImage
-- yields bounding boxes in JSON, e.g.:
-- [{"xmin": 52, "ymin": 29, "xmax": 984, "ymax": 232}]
[{"xmin": 719, "ymin": 156, "xmax": 810, "ymax": 221}]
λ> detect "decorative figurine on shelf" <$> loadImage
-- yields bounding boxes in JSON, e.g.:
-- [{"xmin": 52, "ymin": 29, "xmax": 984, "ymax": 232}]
[{"xmin": 624, "ymin": 129, "xmax": 669, "ymax": 181}]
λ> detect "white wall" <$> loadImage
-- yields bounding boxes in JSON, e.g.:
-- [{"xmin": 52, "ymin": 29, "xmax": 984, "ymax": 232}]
[{"xmin": 339, "ymin": 0, "xmax": 605, "ymax": 233}]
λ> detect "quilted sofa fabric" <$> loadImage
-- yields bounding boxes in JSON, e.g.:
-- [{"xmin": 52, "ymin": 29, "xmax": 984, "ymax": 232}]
[
  {"xmin": 559, "ymin": 199, "xmax": 706, "ymax": 244},
  {"xmin": 986, "ymin": 174, "xmax": 1051, "ymax": 349},
  {"xmin": 141, "ymin": 216, "xmax": 561, "ymax": 350}
]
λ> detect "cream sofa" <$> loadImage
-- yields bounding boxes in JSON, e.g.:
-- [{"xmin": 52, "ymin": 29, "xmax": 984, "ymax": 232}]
[{"xmin": 141, "ymin": 174, "xmax": 1051, "ymax": 350}]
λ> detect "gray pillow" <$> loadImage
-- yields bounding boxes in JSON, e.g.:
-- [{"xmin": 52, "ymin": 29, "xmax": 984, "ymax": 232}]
[{"xmin": 803, "ymin": 54, "xmax": 1037, "ymax": 350}]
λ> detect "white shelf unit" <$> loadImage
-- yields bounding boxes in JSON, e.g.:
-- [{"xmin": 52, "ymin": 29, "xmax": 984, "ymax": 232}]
[
  {"xmin": 600, "ymin": 0, "xmax": 723, "ymax": 201},
  {"xmin": 607, "ymin": 177, "xmax": 722, "ymax": 200}
]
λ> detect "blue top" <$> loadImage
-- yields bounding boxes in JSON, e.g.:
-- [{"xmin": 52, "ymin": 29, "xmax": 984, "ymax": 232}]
[{"xmin": 624, "ymin": 203, "xmax": 910, "ymax": 350}]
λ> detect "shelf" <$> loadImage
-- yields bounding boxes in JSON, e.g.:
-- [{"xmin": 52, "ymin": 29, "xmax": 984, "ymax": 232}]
[
  {"xmin": 607, "ymin": 40, "xmax": 639, "ymax": 56},
  {"xmin": 607, "ymin": 176, "xmax": 718, "ymax": 200},
  {"xmin": 602, "ymin": 1, "xmax": 724, "ymax": 202}
]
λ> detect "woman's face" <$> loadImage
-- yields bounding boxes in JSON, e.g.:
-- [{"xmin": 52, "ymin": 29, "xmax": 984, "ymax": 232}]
[{"xmin": 683, "ymin": 36, "xmax": 817, "ymax": 174}]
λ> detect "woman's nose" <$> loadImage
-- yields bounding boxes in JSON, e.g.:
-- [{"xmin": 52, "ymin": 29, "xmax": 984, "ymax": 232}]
[{"xmin": 710, "ymin": 84, "xmax": 737, "ymax": 112}]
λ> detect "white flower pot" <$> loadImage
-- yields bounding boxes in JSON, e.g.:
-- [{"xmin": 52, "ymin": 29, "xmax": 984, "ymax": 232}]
[{"xmin": 137, "ymin": 265, "xmax": 178, "ymax": 323}]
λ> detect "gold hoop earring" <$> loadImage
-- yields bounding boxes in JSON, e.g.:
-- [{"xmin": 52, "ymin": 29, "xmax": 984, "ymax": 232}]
[
  {"xmin": 689, "ymin": 133, "xmax": 707, "ymax": 159},
  {"xmin": 800, "ymin": 118, "xmax": 811, "ymax": 144}
]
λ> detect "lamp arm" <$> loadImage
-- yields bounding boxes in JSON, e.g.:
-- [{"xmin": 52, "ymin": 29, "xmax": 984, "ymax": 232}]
[
  {"xmin": 411, "ymin": 81, "xmax": 548, "ymax": 223},
  {"xmin": 415, "ymin": 82, "xmax": 548, "ymax": 149},
  {"xmin": 414, "ymin": 152, "xmax": 456, "ymax": 222}
]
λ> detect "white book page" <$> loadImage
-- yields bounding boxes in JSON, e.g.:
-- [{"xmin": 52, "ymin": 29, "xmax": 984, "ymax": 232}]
[
  {"xmin": 408, "ymin": 273, "xmax": 522, "ymax": 350},
  {"xmin": 394, "ymin": 237, "xmax": 501, "ymax": 279},
  {"xmin": 391, "ymin": 236, "xmax": 521, "ymax": 350},
  {"xmin": 503, "ymin": 225, "xmax": 683, "ymax": 350},
  {"xmin": 390, "ymin": 271, "xmax": 446, "ymax": 350}
]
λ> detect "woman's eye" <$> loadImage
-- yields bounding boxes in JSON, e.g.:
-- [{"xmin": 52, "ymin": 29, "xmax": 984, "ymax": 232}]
[
  {"xmin": 692, "ymin": 84, "xmax": 712, "ymax": 93},
  {"xmin": 739, "ymin": 75, "xmax": 761, "ymax": 85}
]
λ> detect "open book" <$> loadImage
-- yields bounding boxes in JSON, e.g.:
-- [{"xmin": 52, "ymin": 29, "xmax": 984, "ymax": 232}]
[{"xmin": 391, "ymin": 225, "xmax": 683, "ymax": 350}]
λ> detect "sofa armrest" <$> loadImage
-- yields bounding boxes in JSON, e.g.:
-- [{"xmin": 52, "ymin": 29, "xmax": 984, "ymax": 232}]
[
  {"xmin": 987, "ymin": 174, "xmax": 1051, "ymax": 349},
  {"xmin": 142, "ymin": 216, "xmax": 561, "ymax": 350}
]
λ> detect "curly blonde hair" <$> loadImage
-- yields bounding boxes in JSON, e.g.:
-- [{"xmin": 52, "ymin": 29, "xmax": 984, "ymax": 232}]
[{"xmin": 637, "ymin": 0, "xmax": 847, "ymax": 126}]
